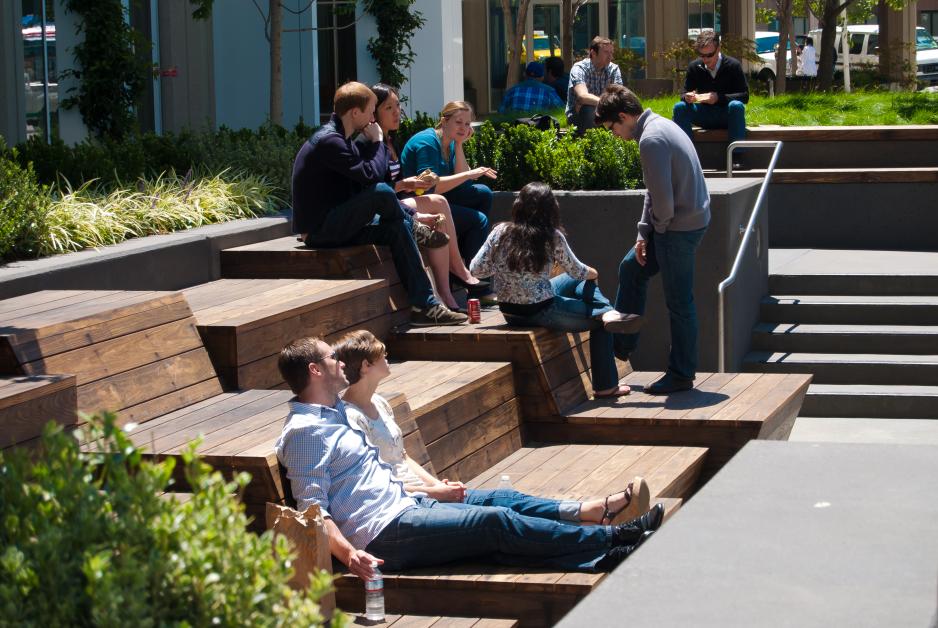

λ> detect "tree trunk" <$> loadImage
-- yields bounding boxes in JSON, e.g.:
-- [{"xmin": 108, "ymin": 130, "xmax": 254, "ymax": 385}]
[
  {"xmin": 269, "ymin": 0, "xmax": 283, "ymax": 125},
  {"xmin": 774, "ymin": 0, "xmax": 793, "ymax": 94},
  {"xmin": 816, "ymin": 5, "xmax": 840, "ymax": 90},
  {"xmin": 561, "ymin": 1, "xmax": 574, "ymax": 67},
  {"xmin": 502, "ymin": 0, "xmax": 531, "ymax": 90}
]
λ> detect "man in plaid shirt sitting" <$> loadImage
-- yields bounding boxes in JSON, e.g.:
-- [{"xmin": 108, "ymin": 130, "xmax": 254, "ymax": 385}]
[
  {"xmin": 498, "ymin": 62, "xmax": 564, "ymax": 114},
  {"xmin": 566, "ymin": 36, "xmax": 623, "ymax": 134}
]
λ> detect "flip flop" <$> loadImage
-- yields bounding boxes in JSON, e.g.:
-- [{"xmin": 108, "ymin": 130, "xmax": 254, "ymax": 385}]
[{"xmin": 593, "ymin": 384, "xmax": 631, "ymax": 399}]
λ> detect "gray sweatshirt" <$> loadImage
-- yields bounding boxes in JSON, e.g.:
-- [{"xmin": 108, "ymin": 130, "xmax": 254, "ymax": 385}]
[{"xmin": 634, "ymin": 109, "xmax": 710, "ymax": 240}]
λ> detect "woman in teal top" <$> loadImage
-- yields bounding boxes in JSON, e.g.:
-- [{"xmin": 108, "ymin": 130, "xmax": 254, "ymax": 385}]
[{"xmin": 401, "ymin": 101, "xmax": 497, "ymax": 264}]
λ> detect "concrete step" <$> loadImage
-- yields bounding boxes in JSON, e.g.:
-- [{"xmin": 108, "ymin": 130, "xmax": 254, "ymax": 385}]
[
  {"xmin": 743, "ymin": 351, "xmax": 938, "ymax": 385},
  {"xmin": 760, "ymin": 295, "xmax": 938, "ymax": 325},
  {"xmin": 751, "ymin": 322, "xmax": 938, "ymax": 354},
  {"xmin": 769, "ymin": 274, "xmax": 938, "ymax": 296},
  {"xmin": 801, "ymin": 384, "xmax": 938, "ymax": 419},
  {"xmin": 789, "ymin": 417, "xmax": 938, "ymax": 445}
]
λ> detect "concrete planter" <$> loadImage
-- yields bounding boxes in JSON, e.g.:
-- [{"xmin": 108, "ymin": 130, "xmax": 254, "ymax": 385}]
[
  {"xmin": 491, "ymin": 178, "xmax": 764, "ymax": 373},
  {"xmin": 0, "ymin": 214, "xmax": 292, "ymax": 300}
]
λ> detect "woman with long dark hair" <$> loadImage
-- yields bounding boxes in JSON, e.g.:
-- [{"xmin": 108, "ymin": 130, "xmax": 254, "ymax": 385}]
[
  {"xmin": 470, "ymin": 182, "xmax": 637, "ymax": 398},
  {"xmin": 372, "ymin": 84, "xmax": 488, "ymax": 310}
]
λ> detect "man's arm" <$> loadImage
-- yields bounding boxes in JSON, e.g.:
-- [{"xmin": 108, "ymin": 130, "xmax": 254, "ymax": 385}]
[
  {"xmin": 323, "ymin": 517, "xmax": 383, "ymax": 580},
  {"xmin": 573, "ymin": 83, "xmax": 600, "ymax": 108},
  {"xmin": 319, "ymin": 134, "xmax": 389, "ymax": 186},
  {"xmin": 718, "ymin": 59, "xmax": 749, "ymax": 105}
]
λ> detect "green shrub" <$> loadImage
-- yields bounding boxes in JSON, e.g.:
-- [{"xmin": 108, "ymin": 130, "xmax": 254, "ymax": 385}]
[
  {"xmin": 581, "ymin": 128, "xmax": 643, "ymax": 190},
  {"xmin": 0, "ymin": 142, "xmax": 51, "ymax": 262},
  {"xmin": 0, "ymin": 414, "xmax": 340, "ymax": 626}
]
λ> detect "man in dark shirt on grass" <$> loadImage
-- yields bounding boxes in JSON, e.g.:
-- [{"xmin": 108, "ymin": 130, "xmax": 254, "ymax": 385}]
[
  {"xmin": 672, "ymin": 29, "xmax": 749, "ymax": 146},
  {"xmin": 291, "ymin": 81, "xmax": 465, "ymax": 327}
]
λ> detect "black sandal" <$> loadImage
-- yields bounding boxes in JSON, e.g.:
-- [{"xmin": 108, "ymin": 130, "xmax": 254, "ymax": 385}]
[{"xmin": 600, "ymin": 477, "xmax": 650, "ymax": 525}]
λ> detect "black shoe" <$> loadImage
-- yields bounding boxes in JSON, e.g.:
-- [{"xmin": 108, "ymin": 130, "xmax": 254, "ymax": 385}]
[
  {"xmin": 595, "ymin": 530, "xmax": 654, "ymax": 571},
  {"xmin": 450, "ymin": 274, "xmax": 490, "ymax": 292},
  {"xmin": 601, "ymin": 310, "xmax": 645, "ymax": 334},
  {"xmin": 412, "ymin": 222, "xmax": 449, "ymax": 249},
  {"xmin": 410, "ymin": 304, "xmax": 468, "ymax": 326},
  {"xmin": 645, "ymin": 373, "xmax": 693, "ymax": 395},
  {"xmin": 622, "ymin": 503, "xmax": 666, "ymax": 533}
]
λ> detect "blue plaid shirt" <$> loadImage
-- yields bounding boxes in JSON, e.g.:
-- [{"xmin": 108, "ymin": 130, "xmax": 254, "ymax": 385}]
[
  {"xmin": 565, "ymin": 58, "xmax": 623, "ymax": 119},
  {"xmin": 499, "ymin": 79, "xmax": 565, "ymax": 113},
  {"xmin": 274, "ymin": 398, "xmax": 417, "ymax": 549}
]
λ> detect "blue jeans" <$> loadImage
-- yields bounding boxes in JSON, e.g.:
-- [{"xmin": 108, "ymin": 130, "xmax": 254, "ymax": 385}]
[
  {"xmin": 365, "ymin": 496, "xmax": 611, "ymax": 572},
  {"xmin": 614, "ymin": 227, "xmax": 707, "ymax": 380},
  {"xmin": 567, "ymin": 104, "xmax": 597, "ymax": 136},
  {"xmin": 502, "ymin": 275, "xmax": 618, "ymax": 391},
  {"xmin": 306, "ymin": 183, "xmax": 436, "ymax": 309},
  {"xmin": 463, "ymin": 488, "xmax": 581, "ymax": 522},
  {"xmin": 672, "ymin": 100, "xmax": 747, "ymax": 144},
  {"xmin": 443, "ymin": 182, "xmax": 492, "ymax": 264}
]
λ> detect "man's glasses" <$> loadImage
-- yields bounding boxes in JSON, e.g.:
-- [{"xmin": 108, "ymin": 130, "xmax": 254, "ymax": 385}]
[
  {"xmin": 312, "ymin": 350, "xmax": 336, "ymax": 363},
  {"xmin": 601, "ymin": 119, "xmax": 617, "ymax": 131},
  {"xmin": 699, "ymin": 50, "xmax": 718, "ymax": 59}
]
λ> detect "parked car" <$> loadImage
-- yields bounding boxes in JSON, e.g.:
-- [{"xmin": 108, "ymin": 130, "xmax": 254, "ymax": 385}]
[
  {"xmin": 752, "ymin": 30, "xmax": 794, "ymax": 82},
  {"xmin": 521, "ymin": 31, "xmax": 562, "ymax": 61},
  {"xmin": 807, "ymin": 25, "xmax": 938, "ymax": 84}
]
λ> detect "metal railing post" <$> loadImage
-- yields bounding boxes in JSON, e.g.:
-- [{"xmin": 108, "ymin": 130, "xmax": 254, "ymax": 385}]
[{"xmin": 718, "ymin": 140, "xmax": 784, "ymax": 372}]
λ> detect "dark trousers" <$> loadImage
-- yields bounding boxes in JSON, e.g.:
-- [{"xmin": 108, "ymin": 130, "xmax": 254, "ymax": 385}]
[
  {"xmin": 443, "ymin": 182, "xmax": 492, "ymax": 264},
  {"xmin": 306, "ymin": 183, "xmax": 436, "ymax": 308}
]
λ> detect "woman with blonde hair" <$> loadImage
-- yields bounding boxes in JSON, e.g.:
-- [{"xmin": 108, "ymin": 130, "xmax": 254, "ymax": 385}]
[
  {"xmin": 400, "ymin": 101, "xmax": 498, "ymax": 268},
  {"xmin": 372, "ymin": 84, "xmax": 488, "ymax": 311},
  {"xmin": 335, "ymin": 329, "xmax": 657, "ymax": 527}
]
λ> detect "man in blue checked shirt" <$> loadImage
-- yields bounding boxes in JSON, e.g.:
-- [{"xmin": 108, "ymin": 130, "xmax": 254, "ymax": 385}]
[
  {"xmin": 566, "ymin": 36, "xmax": 623, "ymax": 134},
  {"xmin": 498, "ymin": 62, "xmax": 564, "ymax": 114},
  {"xmin": 274, "ymin": 336, "xmax": 665, "ymax": 581}
]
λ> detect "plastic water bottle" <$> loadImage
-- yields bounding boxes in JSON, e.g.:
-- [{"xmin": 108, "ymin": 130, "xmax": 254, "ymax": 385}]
[
  {"xmin": 364, "ymin": 561, "xmax": 385, "ymax": 621},
  {"xmin": 498, "ymin": 474, "xmax": 512, "ymax": 490}
]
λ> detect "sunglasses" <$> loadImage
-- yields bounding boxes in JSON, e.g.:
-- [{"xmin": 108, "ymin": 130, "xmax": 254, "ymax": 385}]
[
  {"xmin": 699, "ymin": 50, "xmax": 718, "ymax": 59},
  {"xmin": 312, "ymin": 350, "xmax": 337, "ymax": 363}
]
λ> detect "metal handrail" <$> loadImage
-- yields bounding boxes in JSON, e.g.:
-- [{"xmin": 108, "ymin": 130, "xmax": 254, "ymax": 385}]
[{"xmin": 718, "ymin": 140, "xmax": 784, "ymax": 372}]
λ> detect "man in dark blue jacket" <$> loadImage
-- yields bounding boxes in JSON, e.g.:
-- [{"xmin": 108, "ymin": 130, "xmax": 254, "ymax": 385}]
[
  {"xmin": 672, "ymin": 29, "xmax": 749, "ymax": 146},
  {"xmin": 292, "ymin": 82, "xmax": 466, "ymax": 327}
]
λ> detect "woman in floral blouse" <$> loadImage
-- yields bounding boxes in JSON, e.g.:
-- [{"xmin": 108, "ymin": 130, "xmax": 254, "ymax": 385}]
[{"xmin": 470, "ymin": 182, "xmax": 638, "ymax": 398}]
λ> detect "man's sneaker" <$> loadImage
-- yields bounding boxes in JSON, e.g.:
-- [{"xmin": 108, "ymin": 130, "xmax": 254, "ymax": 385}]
[
  {"xmin": 611, "ymin": 503, "xmax": 666, "ymax": 547},
  {"xmin": 602, "ymin": 310, "xmax": 644, "ymax": 334},
  {"xmin": 412, "ymin": 221, "xmax": 449, "ymax": 249},
  {"xmin": 595, "ymin": 530, "xmax": 654, "ymax": 571},
  {"xmin": 411, "ymin": 304, "xmax": 468, "ymax": 327}
]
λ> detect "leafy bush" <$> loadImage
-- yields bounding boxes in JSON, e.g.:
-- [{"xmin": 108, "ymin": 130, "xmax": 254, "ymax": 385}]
[
  {"xmin": 0, "ymin": 414, "xmax": 339, "ymax": 626},
  {"xmin": 0, "ymin": 142, "xmax": 51, "ymax": 262}
]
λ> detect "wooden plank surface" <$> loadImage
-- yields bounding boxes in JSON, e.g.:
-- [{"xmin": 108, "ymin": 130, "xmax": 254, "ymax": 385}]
[{"xmin": 0, "ymin": 374, "xmax": 78, "ymax": 447}]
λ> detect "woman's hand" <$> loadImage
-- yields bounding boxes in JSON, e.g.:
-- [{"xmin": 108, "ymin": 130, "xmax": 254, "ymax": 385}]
[
  {"xmin": 467, "ymin": 167, "xmax": 497, "ymax": 181},
  {"xmin": 397, "ymin": 176, "xmax": 424, "ymax": 193},
  {"xmin": 634, "ymin": 240, "xmax": 647, "ymax": 266},
  {"xmin": 415, "ymin": 212, "xmax": 445, "ymax": 228},
  {"xmin": 455, "ymin": 125, "xmax": 474, "ymax": 146}
]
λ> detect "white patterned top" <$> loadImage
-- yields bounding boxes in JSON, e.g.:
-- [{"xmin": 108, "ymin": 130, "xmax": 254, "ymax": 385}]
[
  {"xmin": 344, "ymin": 394, "xmax": 426, "ymax": 487},
  {"xmin": 469, "ymin": 223, "xmax": 590, "ymax": 304}
]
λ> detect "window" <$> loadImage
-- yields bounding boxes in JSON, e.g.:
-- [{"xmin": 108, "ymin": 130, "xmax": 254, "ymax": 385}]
[
  {"xmin": 920, "ymin": 11, "xmax": 938, "ymax": 40},
  {"xmin": 21, "ymin": 0, "xmax": 57, "ymax": 142},
  {"xmin": 609, "ymin": 0, "xmax": 645, "ymax": 78},
  {"xmin": 849, "ymin": 33, "xmax": 864, "ymax": 55},
  {"xmin": 317, "ymin": 1, "xmax": 357, "ymax": 123}
]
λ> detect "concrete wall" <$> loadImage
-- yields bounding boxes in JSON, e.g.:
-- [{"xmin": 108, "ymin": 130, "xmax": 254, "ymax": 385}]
[
  {"xmin": 401, "ymin": 0, "xmax": 465, "ymax": 118},
  {"xmin": 491, "ymin": 178, "xmax": 765, "ymax": 373},
  {"xmin": 768, "ymin": 181, "xmax": 938, "ymax": 250},
  {"xmin": 158, "ymin": 0, "xmax": 215, "ymax": 133},
  {"xmin": 0, "ymin": 216, "xmax": 291, "ymax": 301},
  {"xmin": 0, "ymin": 2, "xmax": 27, "ymax": 146}
]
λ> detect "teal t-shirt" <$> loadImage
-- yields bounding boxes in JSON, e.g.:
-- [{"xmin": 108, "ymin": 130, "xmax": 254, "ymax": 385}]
[{"xmin": 400, "ymin": 128, "xmax": 456, "ymax": 178}]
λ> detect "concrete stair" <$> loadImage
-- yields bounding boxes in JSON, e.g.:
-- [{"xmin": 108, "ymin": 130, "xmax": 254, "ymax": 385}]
[{"xmin": 744, "ymin": 250, "xmax": 938, "ymax": 425}]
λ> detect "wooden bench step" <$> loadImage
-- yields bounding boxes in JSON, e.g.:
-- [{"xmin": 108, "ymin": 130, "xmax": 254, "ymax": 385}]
[
  {"xmin": 389, "ymin": 308, "xmax": 630, "ymax": 419},
  {"xmin": 528, "ymin": 371, "xmax": 811, "ymax": 481},
  {"xmin": 0, "ymin": 374, "xmax": 77, "ymax": 449},
  {"xmin": 335, "ymin": 442, "xmax": 707, "ymax": 627},
  {"xmin": 185, "ymin": 278, "xmax": 408, "ymax": 389},
  {"xmin": 220, "ymin": 238, "xmax": 401, "ymax": 285}
]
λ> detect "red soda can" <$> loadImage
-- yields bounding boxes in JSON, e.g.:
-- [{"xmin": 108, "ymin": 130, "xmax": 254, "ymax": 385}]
[{"xmin": 467, "ymin": 298, "xmax": 482, "ymax": 323}]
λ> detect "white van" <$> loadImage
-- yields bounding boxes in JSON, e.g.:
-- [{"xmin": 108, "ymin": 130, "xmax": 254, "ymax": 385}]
[{"xmin": 807, "ymin": 25, "xmax": 938, "ymax": 84}]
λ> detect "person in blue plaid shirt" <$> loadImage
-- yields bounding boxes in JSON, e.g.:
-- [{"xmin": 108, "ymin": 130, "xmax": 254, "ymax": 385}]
[
  {"xmin": 498, "ymin": 62, "xmax": 564, "ymax": 114},
  {"xmin": 565, "ymin": 36, "xmax": 623, "ymax": 133}
]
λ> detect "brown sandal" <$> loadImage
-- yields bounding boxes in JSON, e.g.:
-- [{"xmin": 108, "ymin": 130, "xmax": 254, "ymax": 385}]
[{"xmin": 600, "ymin": 476, "xmax": 651, "ymax": 525}]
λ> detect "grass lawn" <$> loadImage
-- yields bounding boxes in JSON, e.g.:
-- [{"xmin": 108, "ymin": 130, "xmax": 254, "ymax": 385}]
[{"xmin": 484, "ymin": 90, "xmax": 938, "ymax": 126}]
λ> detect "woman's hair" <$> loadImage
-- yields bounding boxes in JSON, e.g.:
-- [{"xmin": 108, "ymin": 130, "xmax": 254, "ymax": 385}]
[
  {"xmin": 371, "ymin": 83, "xmax": 398, "ymax": 109},
  {"xmin": 435, "ymin": 101, "xmax": 474, "ymax": 129},
  {"xmin": 333, "ymin": 330, "xmax": 386, "ymax": 385},
  {"xmin": 501, "ymin": 181, "xmax": 562, "ymax": 273}
]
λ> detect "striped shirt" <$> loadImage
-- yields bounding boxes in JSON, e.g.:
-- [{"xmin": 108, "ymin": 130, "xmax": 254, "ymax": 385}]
[
  {"xmin": 274, "ymin": 398, "xmax": 417, "ymax": 549},
  {"xmin": 565, "ymin": 58, "xmax": 623, "ymax": 119}
]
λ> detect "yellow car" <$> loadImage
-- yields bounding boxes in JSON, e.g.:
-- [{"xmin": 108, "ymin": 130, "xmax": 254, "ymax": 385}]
[{"xmin": 521, "ymin": 32, "xmax": 562, "ymax": 60}]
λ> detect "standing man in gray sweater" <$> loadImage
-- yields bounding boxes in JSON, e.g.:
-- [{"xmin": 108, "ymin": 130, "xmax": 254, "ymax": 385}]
[{"xmin": 595, "ymin": 85, "xmax": 710, "ymax": 394}]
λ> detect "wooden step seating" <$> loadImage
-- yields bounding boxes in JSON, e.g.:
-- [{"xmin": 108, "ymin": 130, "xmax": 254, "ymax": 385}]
[
  {"xmin": 527, "ymin": 370, "xmax": 812, "ymax": 481},
  {"xmin": 388, "ymin": 308, "xmax": 630, "ymax": 420},
  {"xmin": 349, "ymin": 616, "xmax": 517, "ymax": 628},
  {"xmin": 334, "ymin": 437, "xmax": 708, "ymax": 627},
  {"xmin": 184, "ymin": 278, "xmax": 409, "ymax": 389},
  {"xmin": 0, "ymin": 290, "xmax": 224, "ymax": 430},
  {"xmin": 0, "ymin": 374, "xmax": 76, "ymax": 449}
]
